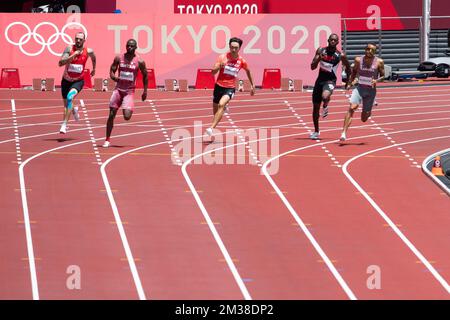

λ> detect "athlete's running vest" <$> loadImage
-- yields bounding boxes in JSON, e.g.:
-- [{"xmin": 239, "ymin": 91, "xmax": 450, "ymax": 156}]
[
  {"xmin": 317, "ymin": 47, "xmax": 342, "ymax": 82},
  {"xmin": 116, "ymin": 54, "xmax": 140, "ymax": 93},
  {"xmin": 358, "ymin": 56, "xmax": 379, "ymax": 87},
  {"xmin": 63, "ymin": 46, "xmax": 88, "ymax": 82}
]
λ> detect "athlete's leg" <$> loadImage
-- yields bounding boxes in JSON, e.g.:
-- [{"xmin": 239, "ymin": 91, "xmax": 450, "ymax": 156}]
[
  {"xmin": 340, "ymin": 103, "xmax": 359, "ymax": 141},
  {"xmin": 311, "ymin": 83, "xmax": 322, "ymax": 137},
  {"xmin": 312, "ymin": 102, "xmax": 321, "ymax": 133},
  {"xmin": 361, "ymin": 110, "xmax": 372, "ymax": 122},
  {"xmin": 106, "ymin": 108, "xmax": 119, "ymax": 140},
  {"xmin": 104, "ymin": 90, "xmax": 122, "ymax": 146},
  {"xmin": 60, "ymin": 88, "xmax": 79, "ymax": 133},
  {"xmin": 123, "ymin": 109, "xmax": 133, "ymax": 121},
  {"xmin": 340, "ymin": 87, "xmax": 362, "ymax": 141},
  {"xmin": 122, "ymin": 92, "xmax": 134, "ymax": 121},
  {"xmin": 211, "ymin": 95, "xmax": 231, "ymax": 129},
  {"xmin": 322, "ymin": 90, "xmax": 332, "ymax": 108},
  {"xmin": 321, "ymin": 90, "xmax": 332, "ymax": 118},
  {"xmin": 361, "ymin": 90, "xmax": 376, "ymax": 123}
]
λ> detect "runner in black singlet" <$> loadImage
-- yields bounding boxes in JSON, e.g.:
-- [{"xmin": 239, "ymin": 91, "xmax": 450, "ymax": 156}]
[{"xmin": 310, "ymin": 33, "xmax": 351, "ymax": 140}]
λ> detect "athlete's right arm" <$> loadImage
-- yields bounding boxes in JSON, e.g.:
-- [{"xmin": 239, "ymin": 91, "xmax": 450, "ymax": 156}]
[
  {"xmin": 347, "ymin": 57, "xmax": 360, "ymax": 89},
  {"xmin": 58, "ymin": 46, "xmax": 80, "ymax": 67},
  {"xmin": 109, "ymin": 56, "xmax": 121, "ymax": 82},
  {"xmin": 212, "ymin": 55, "xmax": 225, "ymax": 75},
  {"xmin": 310, "ymin": 47, "xmax": 323, "ymax": 70}
]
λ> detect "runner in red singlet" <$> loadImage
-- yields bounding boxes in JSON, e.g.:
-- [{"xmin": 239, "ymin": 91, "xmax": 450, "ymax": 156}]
[
  {"xmin": 58, "ymin": 32, "xmax": 96, "ymax": 134},
  {"xmin": 102, "ymin": 39, "xmax": 148, "ymax": 148},
  {"xmin": 205, "ymin": 37, "xmax": 255, "ymax": 139}
]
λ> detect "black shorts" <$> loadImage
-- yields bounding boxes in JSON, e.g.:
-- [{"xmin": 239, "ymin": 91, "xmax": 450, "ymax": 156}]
[
  {"xmin": 213, "ymin": 84, "xmax": 235, "ymax": 104},
  {"xmin": 312, "ymin": 80, "xmax": 336, "ymax": 104},
  {"xmin": 61, "ymin": 78, "xmax": 84, "ymax": 99}
]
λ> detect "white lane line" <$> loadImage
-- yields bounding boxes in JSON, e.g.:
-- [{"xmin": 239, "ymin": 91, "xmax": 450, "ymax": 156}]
[
  {"xmin": 181, "ymin": 154, "xmax": 252, "ymax": 300},
  {"xmin": 148, "ymin": 100, "xmax": 183, "ymax": 166},
  {"xmin": 100, "ymin": 159, "xmax": 146, "ymax": 300},
  {"xmin": 13, "ymin": 99, "xmax": 40, "ymax": 300},
  {"xmin": 223, "ymin": 107, "xmax": 262, "ymax": 167},
  {"xmin": 13, "ymin": 97, "xmax": 450, "ymax": 299},
  {"xmin": 80, "ymin": 100, "xmax": 102, "ymax": 165},
  {"xmin": 11, "ymin": 100, "xmax": 23, "ymax": 165},
  {"xmin": 0, "ymin": 101, "xmax": 109, "ymax": 114},
  {"xmin": 4, "ymin": 90, "xmax": 450, "ymax": 128},
  {"xmin": 284, "ymin": 100, "xmax": 342, "ymax": 168},
  {"xmin": 2, "ymin": 98, "xmax": 450, "ymax": 138},
  {"xmin": 369, "ymin": 117, "xmax": 421, "ymax": 169},
  {"xmin": 261, "ymin": 125, "xmax": 450, "ymax": 298},
  {"xmin": 100, "ymin": 128, "xmax": 259, "ymax": 300},
  {"xmin": 342, "ymin": 135, "xmax": 450, "ymax": 293}
]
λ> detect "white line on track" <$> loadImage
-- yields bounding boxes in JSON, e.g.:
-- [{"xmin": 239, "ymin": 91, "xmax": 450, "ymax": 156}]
[
  {"xmin": 99, "ymin": 132, "xmax": 253, "ymax": 299},
  {"xmin": 7, "ymin": 92, "xmax": 450, "ymax": 299},
  {"xmin": 2, "ymin": 92, "xmax": 449, "ymax": 133},
  {"xmin": 12, "ymin": 98, "xmax": 40, "ymax": 300},
  {"xmin": 181, "ymin": 147, "xmax": 253, "ymax": 300},
  {"xmin": 148, "ymin": 100, "xmax": 183, "ymax": 166},
  {"xmin": 223, "ymin": 106, "xmax": 262, "ymax": 167},
  {"xmin": 97, "ymin": 121, "xmax": 450, "ymax": 300},
  {"xmin": 261, "ymin": 126, "xmax": 450, "ymax": 297},
  {"xmin": 99, "ymin": 161, "xmax": 146, "ymax": 299},
  {"xmin": 368, "ymin": 118, "xmax": 421, "ymax": 168},
  {"xmin": 283, "ymin": 100, "xmax": 343, "ymax": 168},
  {"xmin": 80, "ymin": 100, "xmax": 102, "ymax": 165},
  {"xmin": 342, "ymin": 136, "xmax": 450, "ymax": 294},
  {"xmin": 11, "ymin": 100, "xmax": 23, "ymax": 165}
]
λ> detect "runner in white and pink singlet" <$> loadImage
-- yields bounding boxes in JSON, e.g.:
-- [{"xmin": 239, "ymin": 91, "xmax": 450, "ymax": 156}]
[
  {"xmin": 103, "ymin": 39, "xmax": 148, "ymax": 148},
  {"xmin": 340, "ymin": 43, "xmax": 385, "ymax": 142}
]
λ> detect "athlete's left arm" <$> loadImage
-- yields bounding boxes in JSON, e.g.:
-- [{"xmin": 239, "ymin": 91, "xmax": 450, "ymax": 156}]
[
  {"xmin": 373, "ymin": 59, "xmax": 385, "ymax": 87},
  {"xmin": 88, "ymin": 48, "xmax": 96, "ymax": 77},
  {"xmin": 138, "ymin": 59, "xmax": 148, "ymax": 101},
  {"xmin": 244, "ymin": 67, "xmax": 255, "ymax": 96}
]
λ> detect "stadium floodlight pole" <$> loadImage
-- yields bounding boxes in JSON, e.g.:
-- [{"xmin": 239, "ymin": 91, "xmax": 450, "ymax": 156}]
[{"xmin": 420, "ymin": 0, "xmax": 431, "ymax": 62}]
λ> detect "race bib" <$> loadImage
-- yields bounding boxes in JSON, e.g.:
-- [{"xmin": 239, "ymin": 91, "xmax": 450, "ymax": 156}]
[
  {"xmin": 359, "ymin": 76, "xmax": 373, "ymax": 86},
  {"xmin": 119, "ymin": 71, "xmax": 134, "ymax": 82},
  {"xmin": 68, "ymin": 64, "xmax": 83, "ymax": 74},
  {"xmin": 319, "ymin": 61, "xmax": 333, "ymax": 73},
  {"xmin": 223, "ymin": 65, "xmax": 239, "ymax": 77}
]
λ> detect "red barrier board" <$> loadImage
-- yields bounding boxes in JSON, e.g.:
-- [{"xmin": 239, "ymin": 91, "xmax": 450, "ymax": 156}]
[
  {"xmin": 195, "ymin": 69, "xmax": 215, "ymax": 89},
  {"xmin": 0, "ymin": 68, "xmax": 21, "ymax": 88}
]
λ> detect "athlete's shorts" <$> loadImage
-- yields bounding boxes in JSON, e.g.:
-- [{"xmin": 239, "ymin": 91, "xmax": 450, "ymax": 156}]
[
  {"xmin": 109, "ymin": 89, "xmax": 134, "ymax": 111},
  {"xmin": 350, "ymin": 85, "xmax": 377, "ymax": 113},
  {"xmin": 312, "ymin": 80, "xmax": 336, "ymax": 104},
  {"xmin": 213, "ymin": 84, "xmax": 235, "ymax": 104},
  {"xmin": 61, "ymin": 78, "xmax": 84, "ymax": 99}
]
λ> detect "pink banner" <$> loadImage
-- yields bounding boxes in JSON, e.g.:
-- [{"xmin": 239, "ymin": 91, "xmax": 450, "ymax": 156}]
[{"xmin": 1, "ymin": 13, "xmax": 340, "ymax": 86}]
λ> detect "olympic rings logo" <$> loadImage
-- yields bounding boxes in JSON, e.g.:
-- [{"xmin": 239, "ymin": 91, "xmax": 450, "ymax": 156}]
[{"xmin": 5, "ymin": 21, "xmax": 88, "ymax": 57}]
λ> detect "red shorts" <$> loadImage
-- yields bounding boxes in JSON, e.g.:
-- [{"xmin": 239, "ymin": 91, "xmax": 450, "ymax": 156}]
[{"xmin": 109, "ymin": 89, "xmax": 134, "ymax": 111}]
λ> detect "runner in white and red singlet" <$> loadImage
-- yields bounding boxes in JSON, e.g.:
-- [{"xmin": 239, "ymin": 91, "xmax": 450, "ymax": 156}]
[
  {"xmin": 205, "ymin": 37, "xmax": 255, "ymax": 139},
  {"xmin": 58, "ymin": 32, "xmax": 96, "ymax": 134},
  {"xmin": 102, "ymin": 39, "xmax": 148, "ymax": 148},
  {"xmin": 340, "ymin": 43, "xmax": 385, "ymax": 142}
]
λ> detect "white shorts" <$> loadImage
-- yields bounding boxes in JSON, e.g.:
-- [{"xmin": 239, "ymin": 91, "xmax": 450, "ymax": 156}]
[{"xmin": 350, "ymin": 85, "xmax": 377, "ymax": 112}]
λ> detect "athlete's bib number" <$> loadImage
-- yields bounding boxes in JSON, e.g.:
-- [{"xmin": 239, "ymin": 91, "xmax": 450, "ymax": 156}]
[
  {"xmin": 119, "ymin": 71, "xmax": 134, "ymax": 82},
  {"xmin": 223, "ymin": 65, "xmax": 239, "ymax": 77},
  {"xmin": 359, "ymin": 76, "xmax": 373, "ymax": 86},
  {"xmin": 68, "ymin": 64, "xmax": 83, "ymax": 74},
  {"xmin": 319, "ymin": 61, "xmax": 333, "ymax": 73}
]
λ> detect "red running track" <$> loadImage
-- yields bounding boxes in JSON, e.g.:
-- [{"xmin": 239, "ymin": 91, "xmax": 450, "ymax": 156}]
[{"xmin": 0, "ymin": 84, "xmax": 449, "ymax": 299}]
